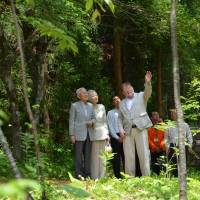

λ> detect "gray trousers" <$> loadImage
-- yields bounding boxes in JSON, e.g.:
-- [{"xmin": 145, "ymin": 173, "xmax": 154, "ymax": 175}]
[{"xmin": 75, "ymin": 134, "xmax": 91, "ymax": 178}]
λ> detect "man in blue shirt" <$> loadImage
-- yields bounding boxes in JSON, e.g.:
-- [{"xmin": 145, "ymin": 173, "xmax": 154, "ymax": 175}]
[{"xmin": 107, "ymin": 96, "xmax": 124, "ymax": 178}]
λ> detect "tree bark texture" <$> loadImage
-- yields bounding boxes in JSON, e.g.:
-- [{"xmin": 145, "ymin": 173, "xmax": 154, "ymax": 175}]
[
  {"xmin": 3, "ymin": 74, "xmax": 22, "ymax": 160},
  {"xmin": 33, "ymin": 53, "xmax": 48, "ymax": 125},
  {"xmin": 156, "ymin": 49, "xmax": 163, "ymax": 116},
  {"xmin": 113, "ymin": 21, "xmax": 123, "ymax": 98},
  {"xmin": 0, "ymin": 28, "xmax": 22, "ymax": 160},
  {"xmin": 0, "ymin": 127, "xmax": 21, "ymax": 179},
  {"xmin": 10, "ymin": 0, "xmax": 43, "ymax": 180},
  {"xmin": 171, "ymin": 0, "xmax": 187, "ymax": 199},
  {"xmin": 0, "ymin": 127, "xmax": 34, "ymax": 200}
]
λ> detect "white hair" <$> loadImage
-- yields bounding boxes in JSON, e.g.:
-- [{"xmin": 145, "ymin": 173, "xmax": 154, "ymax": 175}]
[
  {"xmin": 76, "ymin": 87, "xmax": 87, "ymax": 97},
  {"xmin": 88, "ymin": 90, "xmax": 98, "ymax": 101}
]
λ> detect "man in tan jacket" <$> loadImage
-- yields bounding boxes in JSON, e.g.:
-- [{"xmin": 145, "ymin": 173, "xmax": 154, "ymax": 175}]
[{"xmin": 118, "ymin": 71, "xmax": 152, "ymax": 176}]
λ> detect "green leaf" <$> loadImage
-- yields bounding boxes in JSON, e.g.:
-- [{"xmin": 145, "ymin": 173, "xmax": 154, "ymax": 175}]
[
  {"xmin": 25, "ymin": 0, "xmax": 35, "ymax": 8},
  {"xmin": 0, "ymin": 110, "xmax": 9, "ymax": 122},
  {"xmin": 0, "ymin": 179, "xmax": 40, "ymax": 199},
  {"xmin": 63, "ymin": 184, "xmax": 90, "ymax": 198},
  {"xmin": 104, "ymin": 0, "xmax": 115, "ymax": 13},
  {"xmin": 24, "ymin": 122, "xmax": 32, "ymax": 129},
  {"xmin": 92, "ymin": 9, "xmax": 101, "ymax": 24},
  {"xmin": 32, "ymin": 104, "xmax": 40, "ymax": 109},
  {"xmin": 96, "ymin": 1, "xmax": 106, "ymax": 12},
  {"xmin": 25, "ymin": 17, "xmax": 78, "ymax": 54},
  {"xmin": 86, "ymin": 0, "xmax": 93, "ymax": 12}
]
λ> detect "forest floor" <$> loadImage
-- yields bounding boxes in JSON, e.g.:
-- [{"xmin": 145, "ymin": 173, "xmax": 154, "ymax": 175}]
[{"xmin": 1, "ymin": 168, "xmax": 200, "ymax": 199}]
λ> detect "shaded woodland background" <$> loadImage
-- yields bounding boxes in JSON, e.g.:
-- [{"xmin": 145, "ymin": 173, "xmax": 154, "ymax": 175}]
[{"xmin": 0, "ymin": 0, "xmax": 200, "ymax": 179}]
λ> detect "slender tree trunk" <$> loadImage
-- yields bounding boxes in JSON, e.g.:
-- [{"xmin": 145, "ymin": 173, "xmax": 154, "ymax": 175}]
[
  {"xmin": 10, "ymin": 2, "xmax": 46, "ymax": 198},
  {"xmin": 43, "ymin": 105, "xmax": 50, "ymax": 134},
  {"xmin": 156, "ymin": 49, "xmax": 163, "ymax": 116},
  {"xmin": 4, "ymin": 74, "xmax": 22, "ymax": 160},
  {"xmin": 34, "ymin": 53, "xmax": 48, "ymax": 124},
  {"xmin": 0, "ymin": 28, "xmax": 22, "ymax": 160},
  {"xmin": 0, "ymin": 127, "xmax": 21, "ymax": 179},
  {"xmin": 113, "ymin": 20, "xmax": 123, "ymax": 98},
  {"xmin": 42, "ymin": 62, "xmax": 51, "ymax": 151},
  {"xmin": 10, "ymin": 0, "xmax": 44, "ymax": 182},
  {"xmin": 0, "ymin": 127, "xmax": 34, "ymax": 200},
  {"xmin": 170, "ymin": 1, "xmax": 187, "ymax": 199}
]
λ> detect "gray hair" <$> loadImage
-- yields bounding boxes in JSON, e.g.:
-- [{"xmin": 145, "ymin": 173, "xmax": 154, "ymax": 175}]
[
  {"xmin": 76, "ymin": 87, "xmax": 87, "ymax": 97},
  {"xmin": 88, "ymin": 90, "xmax": 98, "ymax": 101}
]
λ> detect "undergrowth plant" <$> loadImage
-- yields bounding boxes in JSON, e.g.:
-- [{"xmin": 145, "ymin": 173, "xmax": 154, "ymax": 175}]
[{"xmin": 100, "ymin": 149, "xmax": 114, "ymax": 178}]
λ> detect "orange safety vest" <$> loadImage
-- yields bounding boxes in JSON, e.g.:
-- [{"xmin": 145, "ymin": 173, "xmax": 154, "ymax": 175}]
[{"xmin": 148, "ymin": 127, "xmax": 166, "ymax": 152}]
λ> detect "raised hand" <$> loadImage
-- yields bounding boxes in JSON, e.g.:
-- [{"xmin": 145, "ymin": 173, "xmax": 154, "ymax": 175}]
[{"xmin": 145, "ymin": 71, "xmax": 152, "ymax": 82}]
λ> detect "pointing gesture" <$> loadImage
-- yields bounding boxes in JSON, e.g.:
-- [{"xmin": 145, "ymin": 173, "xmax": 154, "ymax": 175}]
[{"xmin": 145, "ymin": 71, "xmax": 152, "ymax": 83}]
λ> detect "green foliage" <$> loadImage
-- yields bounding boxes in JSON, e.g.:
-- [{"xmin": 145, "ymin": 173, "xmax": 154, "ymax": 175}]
[
  {"xmin": 0, "ymin": 110, "xmax": 9, "ymax": 126},
  {"xmin": 33, "ymin": 181, "xmax": 73, "ymax": 199},
  {"xmin": 159, "ymin": 154, "xmax": 178, "ymax": 179},
  {"xmin": 86, "ymin": 0, "xmax": 94, "ymax": 12},
  {"xmin": 99, "ymin": 147, "xmax": 114, "ymax": 177},
  {"xmin": 85, "ymin": 0, "xmax": 114, "ymax": 23},
  {"xmin": 0, "ymin": 81, "xmax": 9, "ymax": 113},
  {"xmin": 21, "ymin": 132, "xmax": 35, "ymax": 161},
  {"xmin": 1, "ymin": 3, "xmax": 200, "ymax": 200},
  {"xmin": 154, "ymin": 120, "xmax": 176, "ymax": 132},
  {"xmin": 25, "ymin": 17, "xmax": 78, "ymax": 53},
  {"xmin": 30, "ymin": 174, "xmax": 200, "ymax": 199},
  {"xmin": 19, "ymin": 131, "xmax": 74, "ymax": 179},
  {"xmin": 86, "ymin": 0, "xmax": 115, "ymax": 13},
  {"xmin": 181, "ymin": 77, "xmax": 200, "ymax": 124},
  {"xmin": 0, "ymin": 149, "xmax": 12, "ymax": 178},
  {"xmin": 0, "ymin": 179, "xmax": 40, "ymax": 200},
  {"xmin": 43, "ymin": 143, "xmax": 74, "ymax": 178}
]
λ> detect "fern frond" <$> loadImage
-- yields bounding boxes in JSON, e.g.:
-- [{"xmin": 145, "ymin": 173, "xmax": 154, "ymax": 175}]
[{"xmin": 25, "ymin": 17, "xmax": 78, "ymax": 53}]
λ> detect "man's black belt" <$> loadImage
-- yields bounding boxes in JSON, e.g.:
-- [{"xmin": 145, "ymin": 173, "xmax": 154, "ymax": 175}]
[{"xmin": 132, "ymin": 124, "xmax": 137, "ymax": 128}]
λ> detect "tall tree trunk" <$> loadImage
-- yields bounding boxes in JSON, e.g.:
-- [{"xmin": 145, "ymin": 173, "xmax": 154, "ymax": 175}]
[
  {"xmin": 10, "ymin": 1, "xmax": 46, "ymax": 198},
  {"xmin": 43, "ymin": 61, "xmax": 50, "ymax": 135},
  {"xmin": 0, "ymin": 127, "xmax": 21, "ymax": 179},
  {"xmin": 33, "ymin": 53, "xmax": 48, "ymax": 125},
  {"xmin": 156, "ymin": 49, "xmax": 163, "ymax": 116},
  {"xmin": 10, "ymin": 0, "xmax": 44, "ymax": 185},
  {"xmin": 4, "ymin": 74, "xmax": 22, "ymax": 160},
  {"xmin": 43, "ymin": 105, "xmax": 50, "ymax": 134},
  {"xmin": 0, "ymin": 127, "xmax": 34, "ymax": 200},
  {"xmin": 171, "ymin": 0, "xmax": 187, "ymax": 199},
  {"xmin": 113, "ymin": 20, "xmax": 123, "ymax": 98},
  {"xmin": 22, "ymin": 23, "xmax": 49, "ymax": 126},
  {"xmin": 0, "ymin": 28, "xmax": 22, "ymax": 160}
]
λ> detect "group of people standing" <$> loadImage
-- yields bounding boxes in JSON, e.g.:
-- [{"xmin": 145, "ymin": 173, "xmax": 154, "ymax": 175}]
[
  {"xmin": 69, "ymin": 88, "xmax": 109, "ymax": 179},
  {"xmin": 148, "ymin": 110, "xmax": 193, "ymax": 176},
  {"xmin": 69, "ymin": 71, "xmax": 193, "ymax": 179}
]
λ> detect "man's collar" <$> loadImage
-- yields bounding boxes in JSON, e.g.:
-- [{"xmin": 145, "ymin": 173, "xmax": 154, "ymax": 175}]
[
  {"xmin": 126, "ymin": 95, "xmax": 134, "ymax": 100},
  {"xmin": 80, "ymin": 101, "xmax": 87, "ymax": 105}
]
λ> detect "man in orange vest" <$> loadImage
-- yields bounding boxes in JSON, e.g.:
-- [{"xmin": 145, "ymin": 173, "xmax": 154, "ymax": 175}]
[{"xmin": 148, "ymin": 111, "xmax": 166, "ymax": 175}]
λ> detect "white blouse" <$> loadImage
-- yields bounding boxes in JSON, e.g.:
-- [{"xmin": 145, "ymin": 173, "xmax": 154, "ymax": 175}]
[{"xmin": 90, "ymin": 104, "xmax": 109, "ymax": 141}]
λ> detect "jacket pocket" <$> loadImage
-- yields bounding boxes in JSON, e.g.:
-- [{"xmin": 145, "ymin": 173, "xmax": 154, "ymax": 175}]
[{"xmin": 133, "ymin": 113, "xmax": 152, "ymax": 130}]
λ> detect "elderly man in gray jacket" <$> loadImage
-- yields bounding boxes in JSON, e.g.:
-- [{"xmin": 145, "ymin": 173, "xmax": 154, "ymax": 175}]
[
  {"xmin": 69, "ymin": 87, "xmax": 96, "ymax": 179},
  {"xmin": 118, "ymin": 71, "xmax": 152, "ymax": 176}
]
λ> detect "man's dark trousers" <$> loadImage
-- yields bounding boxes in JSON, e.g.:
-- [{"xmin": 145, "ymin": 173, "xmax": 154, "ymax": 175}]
[
  {"xmin": 110, "ymin": 136, "xmax": 125, "ymax": 178},
  {"xmin": 75, "ymin": 134, "xmax": 91, "ymax": 178}
]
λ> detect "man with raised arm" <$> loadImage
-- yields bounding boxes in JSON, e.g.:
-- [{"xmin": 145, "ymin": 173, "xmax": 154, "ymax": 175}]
[{"xmin": 118, "ymin": 71, "xmax": 153, "ymax": 176}]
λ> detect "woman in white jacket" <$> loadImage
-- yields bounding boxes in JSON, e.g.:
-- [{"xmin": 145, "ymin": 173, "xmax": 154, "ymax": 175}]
[{"xmin": 88, "ymin": 90, "xmax": 109, "ymax": 179}]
